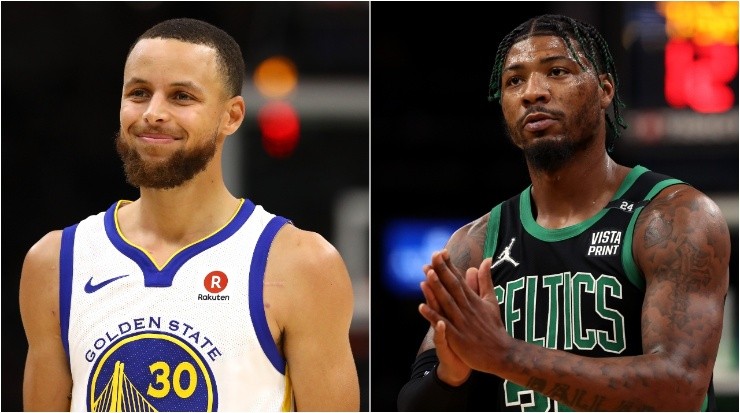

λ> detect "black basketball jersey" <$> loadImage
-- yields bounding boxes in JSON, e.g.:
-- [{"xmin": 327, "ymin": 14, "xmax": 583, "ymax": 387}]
[{"xmin": 476, "ymin": 165, "xmax": 716, "ymax": 411}]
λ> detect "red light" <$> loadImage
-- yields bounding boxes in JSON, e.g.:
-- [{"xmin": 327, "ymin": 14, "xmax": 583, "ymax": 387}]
[
  {"xmin": 665, "ymin": 39, "xmax": 737, "ymax": 113},
  {"xmin": 257, "ymin": 101, "xmax": 300, "ymax": 158}
]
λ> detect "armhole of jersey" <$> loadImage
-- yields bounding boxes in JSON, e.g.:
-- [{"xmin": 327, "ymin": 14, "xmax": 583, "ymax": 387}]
[
  {"xmin": 60, "ymin": 224, "xmax": 78, "ymax": 363},
  {"xmin": 249, "ymin": 215, "xmax": 290, "ymax": 374},
  {"xmin": 483, "ymin": 204, "xmax": 502, "ymax": 259},
  {"xmin": 281, "ymin": 365, "xmax": 294, "ymax": 411},
  {"xmin": 622, "ymin": 179, "xmax": 685, "ymax": 290}
]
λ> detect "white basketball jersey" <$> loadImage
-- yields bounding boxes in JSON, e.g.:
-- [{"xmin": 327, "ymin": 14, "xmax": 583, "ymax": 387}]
[{"xmin": 60, "ymin": 199, "xmax": 294, "ymax": 412}]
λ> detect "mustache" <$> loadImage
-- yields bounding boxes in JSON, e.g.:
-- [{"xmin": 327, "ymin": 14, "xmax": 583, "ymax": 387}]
[
  {"xmin": 518, "ymin": 106, "xmax": 565, "ymax": 128},
  {"xmin": 127, "ymin": 126, "xmax": 182, "ymax": 137}
]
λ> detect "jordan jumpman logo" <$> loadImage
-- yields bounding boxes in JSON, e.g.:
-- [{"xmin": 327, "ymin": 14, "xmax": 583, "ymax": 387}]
[{"xmin": 491, "ymin": 237, "xmax": 520, "ymax": 269}]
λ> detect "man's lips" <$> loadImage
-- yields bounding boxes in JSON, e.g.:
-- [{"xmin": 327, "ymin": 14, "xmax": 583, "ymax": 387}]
[
  {"xmin": 523, "ymin": 118, "xmax": 557, "ymax": 132},
  {"xmin": 136, "ymin": 133, "xmax": 180, "ymax": 143},
  {"xmin": 522, "ymin": 113, "xmax": 557, "ymax": 132}
]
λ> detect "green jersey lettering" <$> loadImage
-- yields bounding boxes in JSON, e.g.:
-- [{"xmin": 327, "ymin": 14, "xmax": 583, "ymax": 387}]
[
  {"xmin": 525, "ymin": 276, "xmax": 546, "ymax": 347},
  {"xmin": 541, "ymin": 274, "xmax": 563, "ymax": 349},
  {"xmin": 572, "ymin": 272, "xmax": 597, "ymax": 350},
  {"xmin": 596, "ymin": 275, "xmax": 626, "ymax": 353},
  {"xmin": 505, "ymin": 278, "xmax": 525, "ymax": 335}
]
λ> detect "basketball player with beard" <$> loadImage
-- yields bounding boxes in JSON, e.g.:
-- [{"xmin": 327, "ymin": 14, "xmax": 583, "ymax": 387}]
[
  {"xmin": 397, "ymin": 14, "xmax": 729, "ymax": 411},
  {"xmin": 20, "ymin": 18, "xmax": 359, "ymax": 411}
]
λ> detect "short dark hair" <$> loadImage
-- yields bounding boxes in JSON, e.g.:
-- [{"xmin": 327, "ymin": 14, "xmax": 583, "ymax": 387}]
[
  {"xmin": 130, "ymin": 18, "xmax": 245, "ymax": 97},
  {"xmin": 488, "ymin": 14, "xmax": 627, "ymax": 151}
]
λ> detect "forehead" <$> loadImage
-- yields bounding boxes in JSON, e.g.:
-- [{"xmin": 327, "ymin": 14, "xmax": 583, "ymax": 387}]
[
  {"xmin": 504, "ymin": 35, "xmax": 584, "ymax": 68},
  {"xmin": 124, "ymin": 38, "xmax": 220, "ymax": 85}
]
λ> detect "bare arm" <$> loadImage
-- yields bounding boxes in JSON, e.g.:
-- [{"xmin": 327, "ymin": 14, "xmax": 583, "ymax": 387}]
[
  {"xmin": 266, "ymin": 226, "xmax": 360, "ymax": 411},
  {"xmin": 419, "ymin": 185, "xmax": 730, "ymax": 411},
  {"xmin": 631, "ymin": 185, "xmax": 729, "ymax": 408},
  {"xmin": 20, "ymin": 230, "xmax": 73, "ymax": 411}
]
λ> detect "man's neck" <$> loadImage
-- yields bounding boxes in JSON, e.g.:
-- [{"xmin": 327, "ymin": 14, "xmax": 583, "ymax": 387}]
[
  {"xmin": 119, "ymin": 167, "xmax": 241, "ymax": 248},
  {"xmin": 527, "ymin": 149, "xmax": 629, "ymax": 229}
]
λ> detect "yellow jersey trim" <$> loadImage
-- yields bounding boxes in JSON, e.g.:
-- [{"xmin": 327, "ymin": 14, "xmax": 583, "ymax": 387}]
[{"xmin": 113, "ymin": 199, "xmax": 246, "ymax": 271}]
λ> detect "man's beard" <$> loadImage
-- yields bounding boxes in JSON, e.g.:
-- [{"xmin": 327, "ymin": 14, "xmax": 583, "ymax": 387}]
[
  {"xmin": 506, "ymin": 105, "xmax": 600, "ymax": 173},
  {"xmin": 115, "ymin": 130, "xmax": 218, "ymax": 189},
  {"xmin": 519, "ymin": 133, "xmax": 588, "ymax": 173}
]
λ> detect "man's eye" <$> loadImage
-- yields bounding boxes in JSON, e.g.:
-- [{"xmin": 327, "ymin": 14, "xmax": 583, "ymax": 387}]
[
  {"xmin": 550, "ymin": 68, "xmax": 567, "ymax": 76},
  {"xmin": 174, "ymin": 92, "xmax": 192, "ymax": 101},
  {"xmin": 505, "ymin": 77, "xmax": 522, "ymax": 87},
  {"xmin": 130, "ymin": 89, "xmax": 148, "ymax": 98}
]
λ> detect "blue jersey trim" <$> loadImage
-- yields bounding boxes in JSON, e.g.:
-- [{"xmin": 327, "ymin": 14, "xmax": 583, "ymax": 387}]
[
  {"xmin": 103, "ymin": 200, "xmax": 256, "ymax": 287},
  {"xmin": 249, "ymin": 215, "xmax": 290, "ymax": 374},
  {"xmin": 60, "ymin": 224, "xmax": 78, "ymax": 363}
]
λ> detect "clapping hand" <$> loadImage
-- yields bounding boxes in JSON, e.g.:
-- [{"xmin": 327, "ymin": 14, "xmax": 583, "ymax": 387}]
[{"xmin": 419, "ymin": 250, "xmax": 508, "ymax": 375}]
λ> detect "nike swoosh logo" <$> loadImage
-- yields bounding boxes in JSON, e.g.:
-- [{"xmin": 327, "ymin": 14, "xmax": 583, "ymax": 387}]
[{"xmin": 84, "ymin": 274, "xmax": 130, "ymax": 293}]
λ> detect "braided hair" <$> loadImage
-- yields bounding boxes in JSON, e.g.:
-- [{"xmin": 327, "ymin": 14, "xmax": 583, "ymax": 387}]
[{"xmin": 488, "ymin": 14, "xmax": 627, "ymax": 151}]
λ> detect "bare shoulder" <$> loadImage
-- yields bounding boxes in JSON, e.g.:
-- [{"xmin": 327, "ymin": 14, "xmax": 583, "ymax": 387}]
[
  {"xmin": 265, "ymin": 224, "xmax": 353, "ymax": 324},
  {"xmin": 634, "ymin": 184, "xmax": 730, "ymax": 287},
  {"xmin": 21, "ymin": 230, "xmax": 63, "ymax": 300},
  {"xmin": 269, "ymin": 224, "xmax": 350, "ymax": 284},
  {"xmin": 20, "ymin": 230, "xmax": 63, "ymax": 341},
  {"xmin": 446, "ymin": 212, "xmax": 491, "ymax": 274},
  {"xmin": 24, "ymin": 230, "xmax": 63, "ymax": 270}
]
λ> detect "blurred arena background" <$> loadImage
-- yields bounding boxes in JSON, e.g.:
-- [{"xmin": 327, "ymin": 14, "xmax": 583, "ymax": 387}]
[
  {"xmin": 1, "ymin": 2, "xmax": 368, "ymax": 411},
  {"xmin": 371, "ymin": 1, "xmax": 738, "ymax": 411}
]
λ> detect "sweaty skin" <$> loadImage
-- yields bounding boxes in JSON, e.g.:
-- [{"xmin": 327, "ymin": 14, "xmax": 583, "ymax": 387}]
[{"xmin": 416, "ymin": 34, "xmax": 729, "ymax": 411}]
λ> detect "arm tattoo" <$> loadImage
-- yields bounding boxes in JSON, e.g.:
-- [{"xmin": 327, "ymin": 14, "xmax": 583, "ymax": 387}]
[
  {"xmin": 449, "ymin": 241, "xmax": 472, "ymax": 273},
  {"xmin": 447, "ymin": 216, "xmax": 488, "ymax": 273},
  {"xmin": 525, "ymin": 377, "xmax": 651, "ymax": 411},
  {"xmin": 639, "ymin": 188, "xmax": 726, "ymax": 317},
  {"xmin": 637, "ymin": 186, "xmax": 729, "ymax": 367},
  {"xmin": 503, "ymin": 186, "xmax": 730, "ymax": 411},
  {"xmin": 643, "ymin": 216, "xmax": 672, "ymax": 248}
]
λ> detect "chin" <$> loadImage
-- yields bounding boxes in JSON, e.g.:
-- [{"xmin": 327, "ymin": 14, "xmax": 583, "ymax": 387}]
[
  {"xmin": 529, "ymin": 130, "xmax": 566, "ymax": 141},
  {"xmin": 136, "ymin": 144, "xmax": 178, "ymax": 159},
  {"xmin": 524, "ymin": 136, "xmax": 580, "ymax": 172}
]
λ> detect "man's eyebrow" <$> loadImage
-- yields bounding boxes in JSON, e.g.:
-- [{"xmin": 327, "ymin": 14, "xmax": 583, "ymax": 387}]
[
  {"xmin": 122, "ymin": 78, "xmax": 204, "ymax": 93},
  {"xmin": 123, "ymin": 77, "xmax": 149, "ymax": 88},
  {"xmin": 503, "ymin": 54, "xmax": 575, "ymax": 72},
  {"xmin": 170, "ymin": 81, "xmax": 203, "ymax": 92}
]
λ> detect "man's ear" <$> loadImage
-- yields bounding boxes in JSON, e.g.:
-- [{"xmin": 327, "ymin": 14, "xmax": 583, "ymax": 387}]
[
  {"xmin": 222, "ymin": 95, "xmax": 246, "ymax": 136},
  {"xmin": 599, "ymin": 73, "xmax": 615, "ymax": 109}
]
